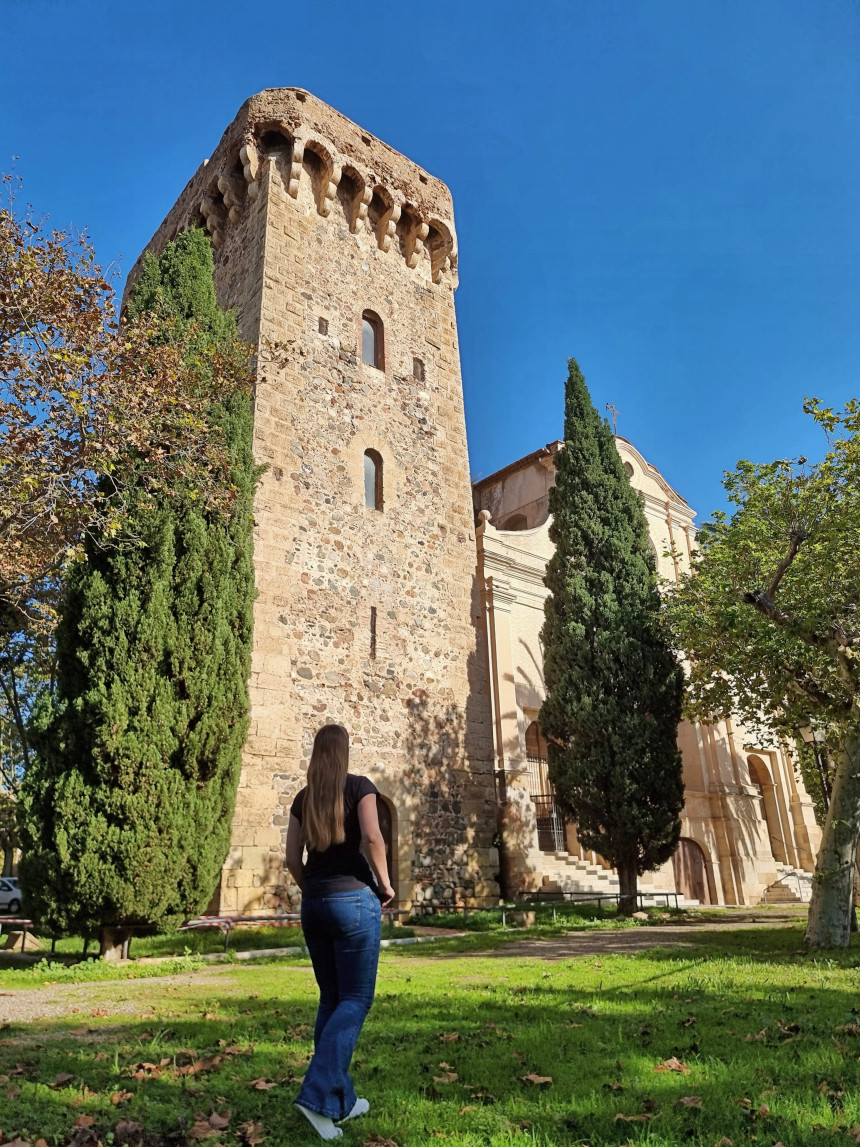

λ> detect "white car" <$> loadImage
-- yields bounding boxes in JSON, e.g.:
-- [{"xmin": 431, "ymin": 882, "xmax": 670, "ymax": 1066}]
[{"xmin": 0, "ymin": 877, "xmax": 22, "ymax": 915}]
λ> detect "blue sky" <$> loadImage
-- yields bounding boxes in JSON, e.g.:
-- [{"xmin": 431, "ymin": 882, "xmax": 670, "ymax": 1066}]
[{"xmin": 3, "ymin": 0, "xmax": 858, "ymax": 521}]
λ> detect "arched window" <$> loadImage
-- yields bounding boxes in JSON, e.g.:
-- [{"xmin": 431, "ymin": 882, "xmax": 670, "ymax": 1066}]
[
  {"xmin": 623, "ymin": 461, "xmax": 634, "ymax": 479},
  {"xmin": 413, "ymin": 357, "xmax": 425, "ymax": 382},
  {"xmin": 362, "ymin": 310, "xmax": 383, "ymax": 369},
  {"xmin": 364, "ymin": 450, "xmax": 383, "ymax": 510}
]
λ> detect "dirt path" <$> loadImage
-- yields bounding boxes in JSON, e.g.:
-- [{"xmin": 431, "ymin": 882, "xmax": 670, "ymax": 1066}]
[
  {"xmin": 0, "ymin": 966, "xmax": 240, "ymax": 1026},
  {"xmin": 489, "ymin": 917, "xmax": 803, "ymax": 961}
]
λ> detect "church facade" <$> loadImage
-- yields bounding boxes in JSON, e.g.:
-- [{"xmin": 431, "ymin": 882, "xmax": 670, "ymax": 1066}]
[
  {"xmin": 128, "ymin": 88, "xmax": 820, "ymax": 911},
  {"xmin": 474, "ymin": 439, "xmax": 820, "ymax": 907}
]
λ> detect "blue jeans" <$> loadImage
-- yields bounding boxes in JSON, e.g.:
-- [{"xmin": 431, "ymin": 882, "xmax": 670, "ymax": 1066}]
[{"xmin": 296, "ymin": 886, "xmax": 381, "ymax": 1120}]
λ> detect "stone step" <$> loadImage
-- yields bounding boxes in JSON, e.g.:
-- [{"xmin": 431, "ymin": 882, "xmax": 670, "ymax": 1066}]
[{"xmin": 762, "ymin": 879, "xmax": 803, "ymax": 905}]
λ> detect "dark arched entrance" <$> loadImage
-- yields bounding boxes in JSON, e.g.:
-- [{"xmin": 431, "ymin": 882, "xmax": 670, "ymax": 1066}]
[
  {"xmin": 672, "ymin": 838, "xmax": 712, "ymax": 904},
  {"xmin": 376, "ymin": 794, "xmax": 397, "ymax": 897}
]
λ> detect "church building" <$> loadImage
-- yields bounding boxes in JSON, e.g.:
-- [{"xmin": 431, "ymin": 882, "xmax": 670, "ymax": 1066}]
[{"xmin": 128, "ymin": 88, "xmax": 820, "ymax": 912}]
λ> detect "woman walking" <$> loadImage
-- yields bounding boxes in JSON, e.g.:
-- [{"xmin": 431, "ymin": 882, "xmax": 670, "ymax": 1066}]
[{"xmin": 286, "ymin": 724, "xmax": 395, "ymax": 1140}]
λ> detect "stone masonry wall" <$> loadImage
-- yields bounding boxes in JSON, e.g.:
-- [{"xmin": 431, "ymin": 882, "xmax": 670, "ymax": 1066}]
[{"xmin": 129, "ymin": 89, "xmax": 498, "ymax": 911}]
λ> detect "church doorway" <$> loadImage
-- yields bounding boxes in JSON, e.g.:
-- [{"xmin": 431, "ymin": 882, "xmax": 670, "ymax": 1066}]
[
  {"xmin": 747, "ymin": 755, "xmax": 787, "ymax": 863},
  {"xmin": 375, "ymin": 794, "xmax": 398, "ymax": 898},
  {"xmin": 523, "ymin": 721, "xmax": 566, "ymax": 852},
  {"xmin": 672, "ymin": 838, "xmax": 712, "ymax": 904}
]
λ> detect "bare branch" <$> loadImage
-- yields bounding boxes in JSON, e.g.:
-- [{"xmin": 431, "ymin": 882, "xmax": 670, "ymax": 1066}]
[{"xmin": 766, "ymin": 529, "xmax": 807, "ymax": 598}]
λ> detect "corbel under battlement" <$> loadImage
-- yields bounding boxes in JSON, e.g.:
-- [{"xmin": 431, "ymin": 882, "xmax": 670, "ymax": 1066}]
[{"xmin": 124, "ymin": 87, "xmax": 459, "ymax": 303}]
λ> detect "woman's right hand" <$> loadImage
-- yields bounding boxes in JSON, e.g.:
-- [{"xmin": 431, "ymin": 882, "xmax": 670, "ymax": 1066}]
[{"xmin": 379, "ymin": 884, "xmax": 396, "ymax": 908}]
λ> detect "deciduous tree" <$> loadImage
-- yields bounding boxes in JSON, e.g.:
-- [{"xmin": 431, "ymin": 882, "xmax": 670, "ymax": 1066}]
[
  {"xmin": 0, "ymin": 173, "xmax": 244, "ymax": 618},
  {"xmin": 540, "ymin": 359, "xmax": 685, "ymax": 914},
  {"xmin": 666, "ymin": 399, "xmax": 860, "ymax": 948}
]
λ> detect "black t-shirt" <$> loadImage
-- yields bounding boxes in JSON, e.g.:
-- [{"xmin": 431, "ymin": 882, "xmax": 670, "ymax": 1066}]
[{"xmin": 290, "ymin": 774, "xmax": 380, "ymax": 897}]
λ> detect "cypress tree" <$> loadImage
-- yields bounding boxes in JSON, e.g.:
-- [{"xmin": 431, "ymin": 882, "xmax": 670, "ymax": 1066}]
[
  {"xmin": 539, "ymin": 359, "xmax": 684, "ymax": 914},
  {"xmin": 19, "ymin": 230, "xmax": 258, "ymax": 958}
]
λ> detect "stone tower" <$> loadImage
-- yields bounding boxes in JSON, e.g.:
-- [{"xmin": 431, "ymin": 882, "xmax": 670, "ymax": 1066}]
[{"xmin": 128, "ymin": 88, "xmax": 498, "ymax": 912}]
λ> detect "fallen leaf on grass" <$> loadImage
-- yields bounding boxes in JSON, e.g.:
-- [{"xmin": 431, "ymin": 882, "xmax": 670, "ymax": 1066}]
[
  {"xmin": 520, "ymin": 1073, "xmax": 552, "ymax": 1085},
  {"xmin": 614, "ymin": 1112, "xmax": 651, "ymax": 1123},
  {"xmin": 72, "ymin": 1118, "xmax": 95, "ymax": 1130},
  {"xmin": 746, "ymin": 1027, "xmax": 768, "ymax": 1042},
  {"xmin": 248, "ymin": 1078, "xmax": 277, "ymax": 1090},
  {"xmin": 52, "ymin": 1072, "xmax": 75, "ymax": 1087},
  {"xmin": 110, "ymin": 1090, "xmax": 133, "ymax": 1105},
  {"xmin": 433, "ymin": 1072, "xmax": 458, "ymax": 1084},
  {"xmin": 775, "ymin": 1019, "xmax": 800, "ymax": 1035},
  {"xmin": 458, "ymin": 1106, "xmax": 476, "ymax": 1115},
  {"xmin": 114, "ymin": 1122, "xmax": 142, "ymax": 1147},
  {"xmin": 189, "ymin": 1111, "xmax": 231, "ymax": 1139},
  {"xmin": 90, "ymin": 1007, "xmax": 109, "ymax": 1017},
  {"xmin": 678, "ymin": 1096, "xmax": 702, "ymax": 1108},
  {"xmin": 713, "ymin": 1139, "xmax": 733, "ymax": 1146},
  {"xmin": 469, "ymin": 1087, "xmax": 497, "ymax": 1104},
  {"xmin": 756, "ymin": 1103, "xmax": 770, "ymax": 1118},
  {"xmin": 654, "ymin": 1057, "xmax": 690, "ymax": 1075},
  {"xmin": 361, "ymin": 1138, "xmax": 400, "ymax": 1147},
  {"xmin": 1, "ymin": 1139, "xmax": 32, "ymax": 1147},
  {"xmin": 439, "ymin": 1032, "xmax": 460, "ymax": 1043},
  {"xmin": 238, "ymin": 1122, "xmax": 266, "ymax": 1146},
  {"xmin": 5, "ymin": 1088, "xmax": 20, "ymax": 1100},
  {"xmin": 179, "ymin": 1055, "xmax": 224, "ymax": 1076}
]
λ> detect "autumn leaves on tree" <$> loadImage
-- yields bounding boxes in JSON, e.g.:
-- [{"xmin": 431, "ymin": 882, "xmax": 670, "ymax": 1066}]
[{"xmin": 0, "ymin": 172, "xmax": 249, "ymax": 621}]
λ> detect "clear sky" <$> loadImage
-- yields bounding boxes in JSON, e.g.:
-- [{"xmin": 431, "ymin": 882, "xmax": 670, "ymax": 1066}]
[{"xmin": 3, "ymin": 0, "xmax": 858, "ymax": 521}]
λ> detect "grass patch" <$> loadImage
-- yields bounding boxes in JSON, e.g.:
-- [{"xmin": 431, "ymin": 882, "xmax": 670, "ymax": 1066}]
[{"xmin": 1, "ymin": 922, "xmax": 859, "ymax": 1145}]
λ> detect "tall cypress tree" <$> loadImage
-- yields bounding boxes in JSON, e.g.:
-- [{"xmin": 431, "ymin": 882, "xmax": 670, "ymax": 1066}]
[
  {"xmin": 19, "ymin": 230, "xmax": 258, "ymax": 958},
  {"xmin": 539, "ymin": 359, "xmax": 684, "ymax": 914}
]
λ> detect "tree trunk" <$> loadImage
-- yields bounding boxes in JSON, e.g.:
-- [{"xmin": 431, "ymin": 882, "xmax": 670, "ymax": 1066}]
[
  {"xmin": 617, "ymin": 859, "xmax": 638, "ymax": 916},
  {"xmin": 99, "ymin": 926, "xmax": 132, "ymax": 962},
  {"xmin": 805, "ymin": 732, "xmax": 860, "ymax": 949}
]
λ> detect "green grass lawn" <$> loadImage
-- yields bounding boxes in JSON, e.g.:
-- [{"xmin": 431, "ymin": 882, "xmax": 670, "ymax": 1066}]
[{"xmin": 2, "ymin": 923, "xmax": 859, "ymax": 1146}]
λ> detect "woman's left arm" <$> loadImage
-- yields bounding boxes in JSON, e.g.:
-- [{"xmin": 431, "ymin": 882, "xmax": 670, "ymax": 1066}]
[{"xmin": 286, "ymin": 814, "xmax": 305, "ymax": 891}]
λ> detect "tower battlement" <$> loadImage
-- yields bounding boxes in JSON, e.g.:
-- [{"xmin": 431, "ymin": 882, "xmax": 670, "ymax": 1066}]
[{"xmin": 128, "ymin": 88, "xmax": 458, "ymax": 302}]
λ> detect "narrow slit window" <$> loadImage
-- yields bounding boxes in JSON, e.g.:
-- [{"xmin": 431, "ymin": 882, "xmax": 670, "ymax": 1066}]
[
  {"xmin": 364, "ymin": 449, "xmax": 383, "ymax": 510},
  {"xmin": 370, "ymin": 606, "xmax": 377, "ymax": 659},
  {"xmin": 318, "ymin": 316, "xmax": 329, "ymax": 335},
  {"xmin": 362, "ymin": 310, "xmax": 383, "ymax": 369},
  {"xmin": 412, "ymin": 357, "xmax": 425, "ymax": 382}
]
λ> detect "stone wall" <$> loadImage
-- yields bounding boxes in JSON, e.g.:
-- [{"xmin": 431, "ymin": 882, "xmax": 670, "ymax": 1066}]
[{"xmin": 130, "ymin": 88, "xmax": 498, "ymax": 911}]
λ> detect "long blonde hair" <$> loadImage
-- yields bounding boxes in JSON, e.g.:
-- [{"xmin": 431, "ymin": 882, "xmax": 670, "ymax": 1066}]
[{"xmin": 303, "ymin": 724, "xmax": 349, "ymax": 852}]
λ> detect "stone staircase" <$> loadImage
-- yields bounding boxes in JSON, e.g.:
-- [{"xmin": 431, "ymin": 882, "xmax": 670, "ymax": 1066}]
[
  {"xmin": 526, "ymin": 850, "xmax": 700, "ymax": 908},
  {"xmin": 761, "ymin": 863, "xmax": 814, "ymax": 905}
]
